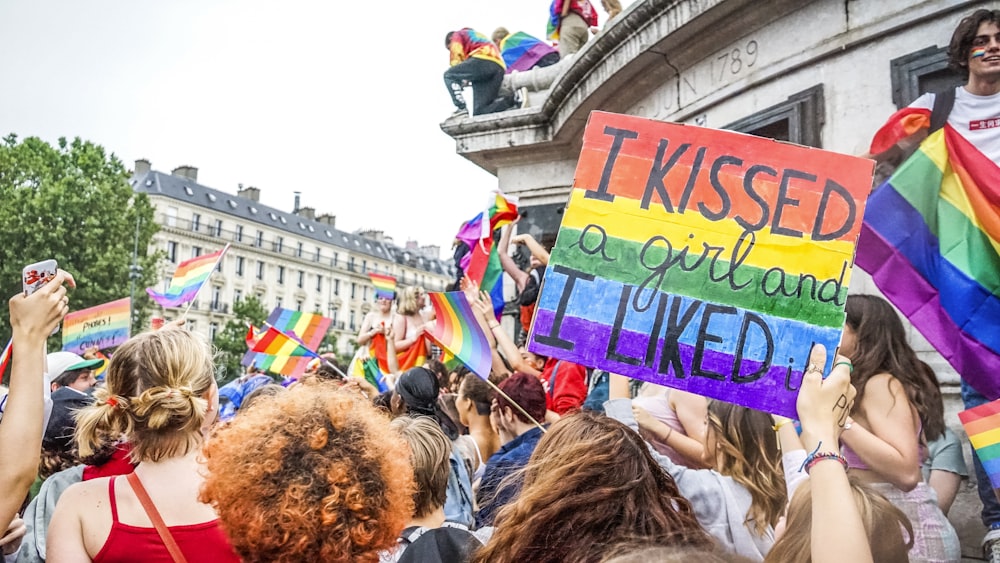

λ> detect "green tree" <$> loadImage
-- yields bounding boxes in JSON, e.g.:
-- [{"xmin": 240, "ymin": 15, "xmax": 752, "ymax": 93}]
[
  {"xmin": 0, "ymin": 134, "xmax": 159, "ymax": 345},
  {"xmin": 213, "ymin": 296, "xmax": 268, "ymax": 384}
]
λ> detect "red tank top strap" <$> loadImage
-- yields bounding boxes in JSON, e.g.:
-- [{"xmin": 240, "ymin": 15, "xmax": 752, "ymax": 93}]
[{"xmin": 107, "ymin": 476, "xmax": 120, "ymax": 523}]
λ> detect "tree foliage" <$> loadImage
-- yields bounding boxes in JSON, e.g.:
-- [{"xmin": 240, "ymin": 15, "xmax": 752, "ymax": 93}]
[
  {"xmin": 0, "ymin": 134, "xmax": 159, "ymax": 345},
  {"xmin": 213, "ymin": 296, "xmax": 269, "ymax": 384}
]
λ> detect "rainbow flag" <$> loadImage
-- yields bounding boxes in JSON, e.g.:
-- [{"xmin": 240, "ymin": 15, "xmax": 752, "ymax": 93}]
[
  {"xmin": 242, "ymin": 308, "xmax": 331, "ymax": 377},
  {"xmin": 959, "ymin": 399, "xmax": 1000, "ymax": 490},
  {"xmin": 246, "ymin": 324, "xmax": 318, "ymax": 359},
  {"xmin": 499, "ymin": 31, "xmax": 558, "ymax": 73},
  {"xmin": 0, "ymin": 339, "xmax": 11, "ymax": 382},
  {"xmin": 62, "ymin": 298, "xmax": 131, "ymax": 355},
  {"xmin": 369, "ymin": 273, "xmax": 397, "ymax": 300},
  {"xmin": 146, "ymin": 245, "xmax": 228, "ymax": 307},
  {"xmin": 426, "ymin": 292, "xmax": 492, "ymax": 380},
  {"xmin": 455, "ymin": 192, "xmax": 518, "ymax": 319},
  {"xmin": 546, "ymin": 0, "xmax": 562, "ymax": 40},
  {"xmin": 856, "ymin": 125, "xmax": 1000, "ymax": 399}
]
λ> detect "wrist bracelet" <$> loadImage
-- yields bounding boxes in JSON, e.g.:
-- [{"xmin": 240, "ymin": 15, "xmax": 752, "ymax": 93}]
[
  {"xmin": 804, "ymin": 452, "xmax": 849, "ymax": 474},
  {"xmin": 489, "ymin": 324, "xmax": 500, "ymax": 330}
]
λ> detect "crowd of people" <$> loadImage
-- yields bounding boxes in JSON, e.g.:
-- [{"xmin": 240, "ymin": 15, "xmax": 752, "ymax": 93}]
[{"xmin": 0, "ymin": 6, "xmax": 997, "ymax": 563}]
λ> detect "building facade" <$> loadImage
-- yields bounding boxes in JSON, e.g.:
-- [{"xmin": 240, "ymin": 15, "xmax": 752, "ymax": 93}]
[{"xmin": 132, "ymin": 161, "xmax": 454, "ymax": 355}]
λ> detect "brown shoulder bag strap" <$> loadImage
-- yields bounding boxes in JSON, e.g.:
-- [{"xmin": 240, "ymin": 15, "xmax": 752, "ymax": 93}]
[{"xmin": 125, "ymin": 472, "xmax": 190, "ymax": 563}]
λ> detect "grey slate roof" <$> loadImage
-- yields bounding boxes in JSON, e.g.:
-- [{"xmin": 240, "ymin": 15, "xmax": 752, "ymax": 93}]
[{"xmin": 131, "ymin": 170, "xmax": 454, "ymax": 277}]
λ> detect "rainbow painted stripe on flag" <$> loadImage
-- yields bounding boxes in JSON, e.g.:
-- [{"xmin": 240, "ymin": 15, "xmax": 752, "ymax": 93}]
[
  {"xmin": 369, "ymin": 273, "xmax": 397, "ymax": 300},
  {"xmin": 426, "ymin": 292, "xmax": 492, "ymax": 380},
  {"xmin": 528, "ymin": 111, "xmax": 873, "ymax": 418},
  {"xmin": 242, "ymin": 308, "xmax": 331, "ymax": 377},
  {"xmin": 857, "ymin": 126, "xmax": 1000, "ymax": 399},
  {"xmin": 959, "ymin": 399, "xmax": 1000, "ymax": 489},
  {"xmin": 62, "ymin": 298, "xmax": 131, "ymax": 355},
  {"xmin": 147, "ymin": 246, "xmax": 228, "ymax": 307}
]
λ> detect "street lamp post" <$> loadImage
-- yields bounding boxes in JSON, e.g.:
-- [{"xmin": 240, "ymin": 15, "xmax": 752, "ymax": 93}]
[{"xmin": 128, "ymin": 214, "xmax": 143, "ymax": 329}]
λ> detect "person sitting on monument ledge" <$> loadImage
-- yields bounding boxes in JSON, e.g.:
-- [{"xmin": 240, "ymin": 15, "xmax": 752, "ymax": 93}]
[{"xmin": 443, "ymin": 28, "xmax": 522, "ymax": 117}]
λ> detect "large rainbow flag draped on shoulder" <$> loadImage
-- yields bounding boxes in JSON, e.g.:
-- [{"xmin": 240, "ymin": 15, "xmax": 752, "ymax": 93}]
[
  {"xmin": 146, "ymin": 246, "xmax": 228, "ymax": 307},
  {"xmin": 455, "ymin": 192, "xmax": 518, "ymax": 319},
  {"xmin": 370, "ymin": 332, "xmax": 427, "ymax": 376},
  {"xmin": 242, "ymin": 308, "xmax": 331, "ymax": 378},
  {"xmin": 856, "ymin": 124, "xmax": 1000, "ymax": 399}
]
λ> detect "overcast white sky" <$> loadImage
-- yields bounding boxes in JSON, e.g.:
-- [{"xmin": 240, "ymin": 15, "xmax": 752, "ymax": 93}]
[{"xmin": 0, "ymin": 1, "xmax": 629, "ymax": 257}]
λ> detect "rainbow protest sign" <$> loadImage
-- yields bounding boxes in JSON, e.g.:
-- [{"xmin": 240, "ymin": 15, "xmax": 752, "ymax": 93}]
[
  {"xmin": 62, "ymin": 298, "xmax": 131, "ymax": 355},
  {"xmin": 528, "ymin": 112, "xmax": 874, "ymax": 417}
]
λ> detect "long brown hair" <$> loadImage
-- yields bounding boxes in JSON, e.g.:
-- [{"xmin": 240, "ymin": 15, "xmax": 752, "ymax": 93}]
[
  {"xmin": 764, "ymin": 478, "xmax": 913, "ymax": 563},
  {"xmin": 708, "ymin": 401, "xmax": 786, "ymax": 535},
  {"xmin": 471, "ymin": 411, "xmax": 712, "ymax": 563},
  {"xmin": 845, "ymin": 294, "xmax": 945, "ymax": 441}
]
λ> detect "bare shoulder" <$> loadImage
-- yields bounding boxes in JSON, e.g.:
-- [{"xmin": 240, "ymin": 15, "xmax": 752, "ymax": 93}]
[
  {"xmin": 863, "ymin": 372, "xmax": 907, "ymax": 397},
  {"xmin": 58, "ymin": 476, "xmax": 111, "ymax": 509}
]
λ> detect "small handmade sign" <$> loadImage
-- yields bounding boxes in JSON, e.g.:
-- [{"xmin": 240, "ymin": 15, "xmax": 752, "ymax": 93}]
[
  {"xmin": 528, "ymin": 111, "xmax": 874, "ymax": 417},
  {"xmin": 62, "ymin": 298, "xmax": 131, "ymax": 355}
]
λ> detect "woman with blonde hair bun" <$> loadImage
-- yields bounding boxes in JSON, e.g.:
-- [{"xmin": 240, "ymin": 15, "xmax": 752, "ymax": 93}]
[{"xmin": 47, "ymin": 328, "xmax": 239, "ymax": 562}]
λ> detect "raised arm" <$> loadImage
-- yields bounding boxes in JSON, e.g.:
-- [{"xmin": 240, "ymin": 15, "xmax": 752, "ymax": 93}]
[
  {"xmin": 795, "ymin": 346, "xmax": 870, "ymax": 563},
  {"xmin": 471, "ymin": 288, "xmax": 540, "ymax": 377},
  {"xmin": 498, "ymin": 226, "xmax": 529, "ymax": 292},
  {"xmin": 511, "ymin": 233, "xmax": 550, "ymax": 266},
  {"xmin": 0, "ymin": 271, "xmax": 72, "ymax": 528}
]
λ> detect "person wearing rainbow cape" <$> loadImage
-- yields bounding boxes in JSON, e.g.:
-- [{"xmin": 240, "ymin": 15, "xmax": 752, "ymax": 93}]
[{"xmin": 860, "ymin": 8, "xmax": 1000, "ymax": 562}]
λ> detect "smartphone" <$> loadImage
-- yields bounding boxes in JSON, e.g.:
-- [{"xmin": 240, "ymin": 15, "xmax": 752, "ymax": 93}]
[
  {"xmin": 23, "ymin": 259, "xmax": 60, "ymax": 335},
  {"xmin": 23, "ymin": 260, "xmax": 57, "ymax": 295}
]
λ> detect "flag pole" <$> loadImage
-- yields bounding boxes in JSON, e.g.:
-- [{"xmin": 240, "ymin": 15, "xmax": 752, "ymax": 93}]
[
  {"xmin": 180, "ymin": 244, "xmax": 230, "ymax": 320},
  {"xmin": 484, "ymin": 376, "xmax": 546, "ymax": 434}
]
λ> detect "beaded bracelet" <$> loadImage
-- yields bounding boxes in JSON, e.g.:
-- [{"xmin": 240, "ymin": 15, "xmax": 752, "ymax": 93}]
[{"xmin": 797, "ymin": 441, "xmax": 849, "ymax": 474}]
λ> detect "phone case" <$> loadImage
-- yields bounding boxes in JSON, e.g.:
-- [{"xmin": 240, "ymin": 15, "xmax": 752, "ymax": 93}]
[{"xmin": 23, "ymin": 260, "xmax": 58, "ymax": 295}]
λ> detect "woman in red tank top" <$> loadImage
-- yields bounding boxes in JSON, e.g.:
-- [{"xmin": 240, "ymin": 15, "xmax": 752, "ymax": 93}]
[{"xmin": 46, "ymin": 328, "xmax": 239, "ymax": 562}]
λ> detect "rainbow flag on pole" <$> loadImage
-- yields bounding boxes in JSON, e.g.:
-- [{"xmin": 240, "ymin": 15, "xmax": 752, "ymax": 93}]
[
  {"xmin": 62, "ymin": 298, "xmax": 131, "ymax": 355},
  {"xmin": 426, "ymin": 292, "xmax": 492, "ymax": 380},
  {"xmin": 246, "ymin": 324, "xmax": 319, "ymax": 359},
  {"xmin": 455, "ymin": 192, "xmax": 518, "ymax": 319},
  {"xmin": 0, "ymin": 339, "xmax": 11, "ymax": 382},
  {"xmin": 959, "ymin": 399, "xmax": 1000, "ymax": 490},
  {"xmin": 369, "ymin": 273, "xmax": 397, "ymax": 300},
  {"xmin": 857, "ymin": 125, "xmax": 1000, "ymax": 399},
  {"xmin": 242, "ymin": 308, "xmax": 331, "ymax": 377},
  {"xmin": 146, "ymin": 245, "xmax": 229, "ymax": 307}
]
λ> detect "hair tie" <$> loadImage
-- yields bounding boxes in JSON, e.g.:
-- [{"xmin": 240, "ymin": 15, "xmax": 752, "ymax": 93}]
[{"xmin": 106, "ymin": 396, "xmax": 119, "ymax": 408}]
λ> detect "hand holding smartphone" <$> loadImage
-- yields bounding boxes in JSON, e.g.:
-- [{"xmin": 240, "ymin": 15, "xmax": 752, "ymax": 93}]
[{"xmin": 22, "ymin": 260, "xmax": 60, "ymax": 335}]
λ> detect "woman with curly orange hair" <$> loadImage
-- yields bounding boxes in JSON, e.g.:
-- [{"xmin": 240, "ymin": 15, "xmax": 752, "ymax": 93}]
[
  {"xmin": 471, "ymin": 410, "xmax": 712, "ymax": 563},
  {"xmin": 200, "ymin": 383, "xmax": 416, "ymax": 563}
]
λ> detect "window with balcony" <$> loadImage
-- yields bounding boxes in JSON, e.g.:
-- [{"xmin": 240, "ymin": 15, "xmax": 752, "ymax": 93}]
[
  {"xmin": 333, "ymin": 279, "xmax": 340, "ymax": 295},
  {"xmin": 213, "ymin": 219, "xmax": 223, "ymax": 237},
  {"xmin": 166, "ymin": 207, "xmax": 178, "ymax": 228},
  {"xmin": 316, "ymin": 275, "xmax": 322, "ymax": 292},
  {"xmin": 351, "ymin": 283, "xmax": 356, "ymax": 299},
  {"xmin": 349, "ymin": 310, "xmax": 356, "ymax": 331},
  {"xmin": 255, "ymin": 230, "xmax": 264, "ymax": 247},
  {"xmin": 256, "ymin": 261, "xmax": 265, "ymax": 280},
  {"xmin": 297, "ymin": 270, "xmax": 305, "ymax": 289},
  {"xmin": 274, "ymin": 236, "xmax": 284, "ymax": 253},
  {"xmin": 211, "ymin": 286, "xmax": 221, "ymax": 310},
  {"xmin": 235, "ymin": 256, "xmax": 244, "ymax": 276},
  {"xmin": 191, "ymin": 213, "xmax": 201, "ymax": 232},
  {"xmin": 297, "ymin": 242, "xmax": 303, "ymax": 258},
  {"xmin": 166, "ymin": 241, "xmax": 177, "ymax": 263},
  {"xmin": 235, "ymin": 225, "xmax": 244, "ymax": 243},
  {"xmin": 362, "ymin": 260, "xmax": 367, "ymax": 273},
  {"xmin": 332, "ymin": 253, "xmax": 339, "ymax": 268},
  {"xmin": 277, "ymin": 266, "xmax": 285, "ymax": 284},
  {"xmin": 348, "ymin": 257, "xmax": 355, "ymax": 272}
]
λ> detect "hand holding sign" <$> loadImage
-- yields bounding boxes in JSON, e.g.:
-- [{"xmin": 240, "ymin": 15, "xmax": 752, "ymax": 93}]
[{"xmin": 796, "ymin": 345, "xmax": 857, "ymax": 447}]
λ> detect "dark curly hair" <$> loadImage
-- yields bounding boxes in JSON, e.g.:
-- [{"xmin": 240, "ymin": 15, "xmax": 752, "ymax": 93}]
[
  {"xmin": 472, "ymin": 411, "xmax": 711, "ymax": 563},
  {"xmin": 201, "ymin": 384, "xmax": 415, "ymax": 563},
  {"xmin": 948, "ymin": 9, "xmax": 1000, "ymax": 76}
]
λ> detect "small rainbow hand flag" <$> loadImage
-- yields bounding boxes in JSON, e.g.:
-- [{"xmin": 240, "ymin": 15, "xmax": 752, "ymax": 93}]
[
  {"xmin": 246, "ymin": 324, "xmax": 319, "ymax": 360},
  {"xmin": 146, "ymin": 245, "xmax": 229, "ymax": 308},
  {"xmin": 0, "ymin": 339, "xmax": 11, "ymax": 381},
  {"xmin": 426, "ymin": 292, "xmax": 492, "ymax": 380},
  {"xmin": 959, "ymin": 399, "xmax": 1000, "ymax": 491},
  {"xmin": 369, "ymin": 273, "xmax": 397, "ymax": 300},
  {"xmin": 62, "ymin": 298, "xmax": 131, "ymax": 355}
]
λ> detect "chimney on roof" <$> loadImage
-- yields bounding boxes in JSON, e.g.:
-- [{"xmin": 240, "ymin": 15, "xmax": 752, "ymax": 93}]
[
  {"xmin": 238, "ymin": 185, "xmax": 261, "ymax": 202},
  {"xmin": 134, "ymin": 159, "xmax": 151, "ymax": 176},
  {"xmin": 405, "ymin": 240, "xmax": 418, "ymax": 250},
  {"xmin": 171, "ymin": 165, "xmax": 198, "ymax": 181},
  {"xmin": 316, "ymin": 213, "xmax": 336, "ymax": 227},
  {"xmin": 293, "ymin": 191, "xmax": 301, "ymax": 213},
  {"xmin": 297, "ymin": 206, "xmax": 315, "ymax": 220}
]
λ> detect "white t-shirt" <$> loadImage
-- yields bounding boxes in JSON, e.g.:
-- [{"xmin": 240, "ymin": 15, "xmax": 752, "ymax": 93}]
[{"xmin": 909, "ymin": 87, "xmax": 1000, "ymax": 165}]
